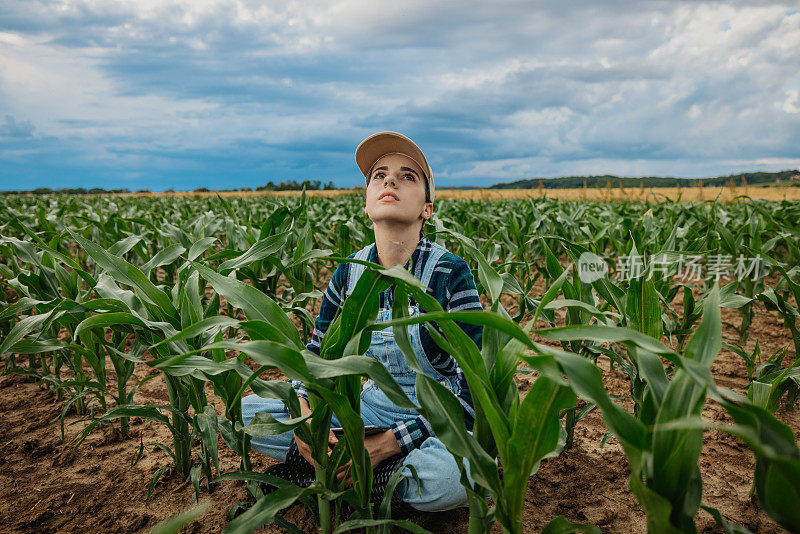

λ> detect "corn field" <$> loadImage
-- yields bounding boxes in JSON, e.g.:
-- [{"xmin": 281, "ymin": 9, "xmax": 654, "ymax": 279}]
[{"xmin": 1, "ymin": 193, "xmax": 799, "ymax": 533}]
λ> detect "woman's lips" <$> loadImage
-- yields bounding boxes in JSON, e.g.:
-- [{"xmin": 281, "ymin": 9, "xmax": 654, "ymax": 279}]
[{"xmin": 379, "ymin": 193, "xmax": 399, "ymax": 201}]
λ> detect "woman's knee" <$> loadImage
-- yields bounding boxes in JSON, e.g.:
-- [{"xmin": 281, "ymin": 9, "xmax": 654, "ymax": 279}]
[
  {"xmin": 399, "ymin": 438, "xmax": 468, "ymax": 512},
  {"xmin": 241, "ymin": 395, "xmax": 294, "ymax": 460},
  {"xmin": 241, "ymin": 394, "xmax": 286, "ymax": 426}
]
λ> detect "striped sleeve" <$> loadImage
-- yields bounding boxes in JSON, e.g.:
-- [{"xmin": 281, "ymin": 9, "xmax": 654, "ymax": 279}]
[
  {"xmin": 443, "ymin": 258, "xmax": 482, "ymax": 435},
  {"xmin": 446, "ymin": 257, "xmax": 484, "ymax": 352},
  {"xmin": 391, "ymin": 416, "xmax": 434, "ymax": 455},
  {"xmin": 420, "ymin": 255, "xmax": 484, "ymax": 375},
  {"xmin": 290, "ymin": 261, "xmax": 349, "ymax": 399},
  {"xmin": 389, "ymin": 367, "xmax": 475, "ymax": 454}
]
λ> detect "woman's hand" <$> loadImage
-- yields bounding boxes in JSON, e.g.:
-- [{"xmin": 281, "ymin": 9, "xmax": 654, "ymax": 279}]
[
  {"xmin": 336, "ymin": 429, "xmax": 401, "ymax": 485},
  {"xmin": 293, "ymin": 396, "xmax": 339, "ymax": 466}
]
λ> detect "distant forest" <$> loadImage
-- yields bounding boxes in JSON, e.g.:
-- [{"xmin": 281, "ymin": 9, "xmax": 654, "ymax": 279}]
[
  {"xmin": 488, "ymin": 170, "xmax": 800, "ymax": 189},
  {"xmin": 2, "ymin": 179, "xmax": 337, "ymax": 195}
]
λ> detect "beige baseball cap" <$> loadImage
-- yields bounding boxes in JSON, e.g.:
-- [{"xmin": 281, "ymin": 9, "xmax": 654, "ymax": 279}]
[{"xmin": 355, "ymin": 131, "xmax": 434, "ymax": 203}]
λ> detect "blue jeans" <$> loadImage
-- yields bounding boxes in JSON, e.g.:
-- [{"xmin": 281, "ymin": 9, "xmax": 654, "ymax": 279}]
[{"xmin": 242, "ymin": 388, "xmax": 472, "ymax": 512}]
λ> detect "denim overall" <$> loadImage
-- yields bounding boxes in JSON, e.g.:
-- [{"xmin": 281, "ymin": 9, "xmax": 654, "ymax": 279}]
[
  {"xmin": 242, "ymin": 242, "xmax": 471, "ymax": 511},
  {"xmin": 347, "ymin": 242, "xmax": 462, "ymax": 413}
]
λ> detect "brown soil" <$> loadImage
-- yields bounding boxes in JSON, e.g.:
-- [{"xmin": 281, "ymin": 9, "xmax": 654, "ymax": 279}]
[{"xmin": 1, "ymin": 283, "xmax": 797, "ymax": 533}]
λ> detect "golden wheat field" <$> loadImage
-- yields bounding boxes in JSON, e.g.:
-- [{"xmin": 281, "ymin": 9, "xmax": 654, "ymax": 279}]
[{"xmin": 124, "ymin": 185, "xmax": 800, "ymax": 202}]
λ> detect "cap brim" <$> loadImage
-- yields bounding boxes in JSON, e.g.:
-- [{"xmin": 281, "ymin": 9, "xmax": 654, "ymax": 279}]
[{"xmin": 355, "ymin": 131, "xmax": 432, "ymax": 183}]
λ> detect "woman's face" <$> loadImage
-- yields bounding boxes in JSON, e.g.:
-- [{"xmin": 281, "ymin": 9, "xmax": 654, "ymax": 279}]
[{"xmin": 364, "ymin": 153, "xmax": 432, "ymax": 228}]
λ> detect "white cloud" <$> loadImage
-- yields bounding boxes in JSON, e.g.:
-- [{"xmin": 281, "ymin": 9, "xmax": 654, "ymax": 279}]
[
  {"xmin": 0, "ymin": 31, "xmax": 216, "ymax": 143},
  {"xmin": 780, "ymin": 90, "xmax": 799, "ymax": 113},
  {"xmin": 723, "ymin": 157, "xmax": 800, "ymax": 167},
  {"xmin": 0, "ymin": 0, "xmax": 798, "ymax": 189}
]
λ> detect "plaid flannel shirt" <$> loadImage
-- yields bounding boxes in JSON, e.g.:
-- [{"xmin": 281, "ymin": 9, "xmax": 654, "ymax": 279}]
[{"xmin": 291, "ymin": 236, "xmax": 483, "ymax": 454}]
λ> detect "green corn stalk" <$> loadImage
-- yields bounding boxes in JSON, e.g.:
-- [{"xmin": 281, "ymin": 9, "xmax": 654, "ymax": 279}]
[
  {"xmin": 331, "ymin": 262, "xmax": 574, "ymax": 534},
  {"xmin": 534, "ymin": 285, "xmax": 800, "ymax": 533},
  {"xmin": 534, "ymin": 288, "xmax": 721, "ymax": 532},
  {"xmin": 65, "ymin": 230, "xmax": 201, "ymax": 479},
  {"xmin": 166, "ymin": 255, "xmax": 348, "ymax": 527},
  {"xmin": 159, "ymin": 257, "xmax": 484, "ymax": 533},
  {"xmin": 528, "ymin": 237, "xmax": 622, "ymax": 445},
  {"xmin": 757, "ymin": 262, "xmax": 800, "ymax": 359}
]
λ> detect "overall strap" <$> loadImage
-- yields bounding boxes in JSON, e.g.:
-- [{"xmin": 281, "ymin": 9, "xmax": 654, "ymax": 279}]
[
  {"xmin": 345, "ymin": 244, "xmax": 375, "ymax": 298},
  {"xmin": 410, "ymin": 240, "xmax": 456, "ymax": 383},
  {"xmin": 418, "ymin": 241, "xmax": 448, "ymax": 291}
]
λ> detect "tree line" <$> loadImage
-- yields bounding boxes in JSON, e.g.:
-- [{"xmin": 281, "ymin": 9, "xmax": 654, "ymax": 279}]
[
  {"xmin": 488, "ymin": 170, "xmax": 799, "ymax": 189},
  {"xmin": 2, "ymin": 179, "xmax": 339, "ymax": 195}
]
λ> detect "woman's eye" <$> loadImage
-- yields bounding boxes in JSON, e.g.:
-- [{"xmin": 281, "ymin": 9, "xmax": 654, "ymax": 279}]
[{"xmin": 403, "ymin": 174, "xmax": 415, "ymax": 181}]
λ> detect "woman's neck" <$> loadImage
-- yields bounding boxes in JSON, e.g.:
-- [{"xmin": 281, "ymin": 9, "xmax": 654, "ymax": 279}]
[{"xmin": 372, "ymin": 222, "xmax": 423, "ymax": 268}]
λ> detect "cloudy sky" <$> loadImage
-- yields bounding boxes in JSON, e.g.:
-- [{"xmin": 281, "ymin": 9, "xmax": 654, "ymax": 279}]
[{"xmin": 1, "ymin": 0, "xmax": 799, "ymax": 191}]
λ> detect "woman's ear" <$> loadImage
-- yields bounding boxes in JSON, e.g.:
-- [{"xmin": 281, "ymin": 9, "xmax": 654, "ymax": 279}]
[{"xmin": 421, "ymin": 202, "xmax": 433, "ymax": 220}]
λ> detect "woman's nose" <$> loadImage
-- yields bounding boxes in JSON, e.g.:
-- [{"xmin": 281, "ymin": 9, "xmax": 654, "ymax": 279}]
[{"xmin": 383, "ymin": 175, "xmax": 397, "ymax": 187}]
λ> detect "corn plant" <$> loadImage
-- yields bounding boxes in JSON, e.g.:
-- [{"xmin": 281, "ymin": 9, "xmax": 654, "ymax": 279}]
[
  {"xmin": 155, "ymin": 251, "xmax": 573, "ymax": 534},
  {"xmin": 62, "ymin": 229, "xmax": 209, "ymax": 485},
  {"xmin": 757, "ymin": 263, "xmax": 800, "ymax": 358},
  {"xmin": 320, "ymin": 257, "xmax": 572, "ymax": 534},
  {"xmin": 535, "ymin": 286, "xmax": 800, "ymax": 533},
  {"xmin": 155, "ymin": 260, "xmax": 430, "ymax": 533}
]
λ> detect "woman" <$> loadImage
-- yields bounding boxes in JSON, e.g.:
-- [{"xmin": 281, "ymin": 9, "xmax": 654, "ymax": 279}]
[{"xmin": 242, "ymin": 131, "xmax": 483, "ymax": 512}]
